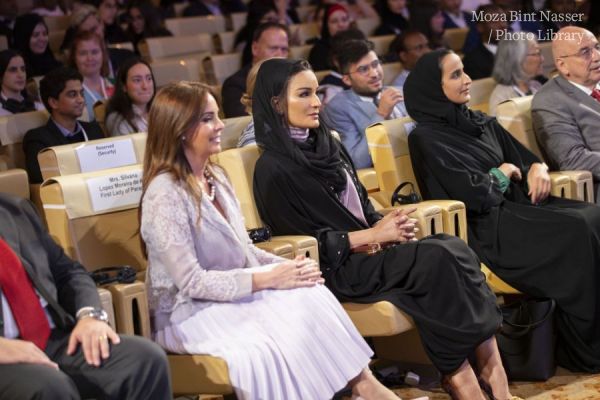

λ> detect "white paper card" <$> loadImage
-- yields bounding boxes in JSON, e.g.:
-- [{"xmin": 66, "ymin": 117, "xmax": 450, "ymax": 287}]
[
  {"xmin": 86, "ymin": 169, "xmax": 143, "ymax": 212},
  {"xmin": 76, "ymin": 139, "xmax": 137, "ymax": 173}
]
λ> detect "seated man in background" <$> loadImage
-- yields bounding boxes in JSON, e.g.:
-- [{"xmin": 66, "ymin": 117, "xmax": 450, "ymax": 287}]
[
  {"xmin": 23, "ymin": 67, "xmax": 105, "ymax": 184},
  {"xmin": 221, "ymin": 22, "xmax": 289, "ymax": 118},
  {"xmin": 323, "ymin": 39, "xmax": 411, "ymax": 169},
  {"xmin": 462, "ymin": 4, "xmax": 507, "ymax": 79},
  {"xmin": 532, "ymin": 26, "xmax": 600, "ymax": 203},
  {"xmin": 0, "ymin": 192, "xmax": 171, "ymax": 399},
  {"xmin": 389, "ymin": 30, "xmax": 432, "ymax": 90}
]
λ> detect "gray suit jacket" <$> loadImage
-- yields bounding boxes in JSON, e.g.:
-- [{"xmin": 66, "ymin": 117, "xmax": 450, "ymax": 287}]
[
  {"xmin": 0, "ymin": 194, "xmax": 101, "ymax": 335},
  {"xmin": 532, "ymin": 76, "xmax": 600, "ymax": 184},
  {"xmin": 323, "ymin": 90, "xmax": 386, "ymax": 169}
]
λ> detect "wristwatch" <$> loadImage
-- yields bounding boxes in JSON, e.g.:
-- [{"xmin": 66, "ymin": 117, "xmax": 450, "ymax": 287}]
[{"xmin": 77, "ymin": 307, "xmax": 109, "ymax": 323}]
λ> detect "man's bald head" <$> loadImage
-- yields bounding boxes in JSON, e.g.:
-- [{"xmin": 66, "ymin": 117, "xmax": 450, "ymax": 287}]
[{"xmin": 552, "ymin": 26, "xmax": 600, "ymax": 89}]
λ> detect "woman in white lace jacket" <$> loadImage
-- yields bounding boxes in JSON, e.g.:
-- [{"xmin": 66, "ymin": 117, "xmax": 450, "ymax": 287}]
[{"xmin": 139, "ymin": 81, "xmax": 401, "ymax": 400}]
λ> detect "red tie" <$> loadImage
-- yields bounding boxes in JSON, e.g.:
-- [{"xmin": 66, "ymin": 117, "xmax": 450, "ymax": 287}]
[
  {"xmin": 591, "ymin": 89, "xmax": 600, "ymax": 103},
  {"xmin": 0, "ymin": 238, "xmax": 50, "ymax": 350}
]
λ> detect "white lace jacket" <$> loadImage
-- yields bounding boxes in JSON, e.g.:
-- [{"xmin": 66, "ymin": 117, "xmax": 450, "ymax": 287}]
[{"xmin": 140, "ymin": 171, "xmax": 283, "ymax": 330}]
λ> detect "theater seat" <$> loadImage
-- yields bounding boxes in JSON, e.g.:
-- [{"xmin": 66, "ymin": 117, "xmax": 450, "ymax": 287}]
[
  {"xmin": 165, "ymin": 15, "xmax": 227, "ymax": 36},
  {"xmin": 140, "ymin": 34, "xmax": 214, "ymax": 62},
  {"xmin": 214, "ymin": 145, "xmax": 417, "ymax": 338},
  {"xmin": 468, "ymin": 77, "xmax": 496, "ymax": 111},
  {"xmin": 220, "ymin": 115, "xmax": 252, "ymax": 150},
  {"xmin": 496, "ymin": 95, "xmax": 594, "ymax": 203},
  {"xmin": 443, "ymin": 27, "xmax": 469, "ymax": 53},
  {"xmin": 369, "ymin": 34, "xmax": 395, "ymax": 58},
  {"xmin": 203, "ymin": 53, "xmax": 242, "ymax": 85},
  {"xmin": 382, "ymin": 62, "xmax": 403, "ymax": 86}
]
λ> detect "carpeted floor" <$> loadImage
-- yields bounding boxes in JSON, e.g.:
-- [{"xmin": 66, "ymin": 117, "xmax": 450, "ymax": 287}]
[{"xmin": 391, "ymin": 368, "xmax": 600, "ymax": 400}]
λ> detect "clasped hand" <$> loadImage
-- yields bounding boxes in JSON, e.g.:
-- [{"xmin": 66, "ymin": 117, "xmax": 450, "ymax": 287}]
[
  {"xmin": 498, "ymin": 162, "xmax": 550, "ymax": 204},
  {"xmin": 256, "ymin": 256, "xmax": 324, "ymax": 291},
  {"xmin": 372, "ymin": 207, "xmax": 418, "ymax": 243}
]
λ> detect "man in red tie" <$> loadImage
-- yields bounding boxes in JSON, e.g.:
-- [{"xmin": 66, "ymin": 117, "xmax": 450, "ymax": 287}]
[
  {"xmin": 0, "ymin": 193, "xmax": 172, "ymax": 399},
  {"xmin": 532, "ymin": 26, "xmax": 600, "ymax": 203}
]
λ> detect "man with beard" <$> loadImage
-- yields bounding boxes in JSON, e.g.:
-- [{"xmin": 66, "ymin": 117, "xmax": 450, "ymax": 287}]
[{"xmin": 323, "ymin": 39, "xmax": 410, "ymax": 169}]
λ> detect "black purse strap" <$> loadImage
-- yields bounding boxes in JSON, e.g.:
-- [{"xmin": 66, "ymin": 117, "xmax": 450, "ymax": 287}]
[
  {"xmin": 500, "ymin": 298, "xmax": 556, "ymax": 339},
  {"xmin": 391, "ymin": 182, "xmax": 422, "ymax": 206}
]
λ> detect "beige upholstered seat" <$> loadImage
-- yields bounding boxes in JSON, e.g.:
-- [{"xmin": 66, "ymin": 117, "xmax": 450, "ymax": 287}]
[
  {"xmin": 215, "ymin": 31, "xmax": 236, "ymax": 53},
  {"xmin": 165, "ymin": 15, "xmax": 227, "ymax": 35},
  {"xmin": 369, "ymin": 34, "xmax": 395, "ymax": 58},
  {"xmin": 468, "ymin": 77, "xmax": 496, "ymax": 111},
  {"xmin": 355, "ymin": 17, "xmax": 381, "ymax": 37},
  {"xmin": 149, "ymin": 57, "xmax": 205, "ymax": 87},
  {"xmin": 289, "ymin": 22, "xmax": 319, "ymax": 45},
  {"xmin": 496, "ymin": 95, "xmax": 594, "ymax": 202},
  {"xmin": 382, "ymin": 62, "xmax": 403, "ymax": 85},
  {"xmin": 443, "ymin": 27, "xmax": 469, "ymax": 53},
  {"xmin": 0, "ymin": 110, "xmax": 48, "ymax": 169},
  {"xmin": 219, "ymin": 115, "xmax": 252, "ymax": 150},
  {"xmin": 289, "ymin": 44, "xmax": 312, "ymax": 60},
  {"xmin": 0, "ymin": 35, "xmax": 7, "ymax": 51},
  {"xmin": 140, "ymin": 34, "xmax": 214, "ymax": 62},
  {"xmin": 48, "ymin": 30, "xmax": 65, "ymax": 56},
  {"xmin": 43, "ymin": 15, "xmax": 70, "ymax": 31},
  {"xmin": 539, "ymin": 41, "xmax": 556, "ymax": 76},
  {"xmin": 229, "ymin": 12, "xmax": 248, "ymax": 34},
  {"xmin": 203, "ymin": 53, "xmax": 242, "ymax": 85}
]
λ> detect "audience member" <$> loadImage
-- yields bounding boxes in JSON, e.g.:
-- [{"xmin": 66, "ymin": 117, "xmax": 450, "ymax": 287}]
[
  {"xmin": 140, "ymin": 80, "xmax": 398, "ymax": 400},
  {"xmin": 105, "ymin": 58, "xmax": 154, "ymax": 136},
  {"xmin": 23, "ymin": 67, "xmax": 104, "ymax": 183},
  {"xmin": 253, "ymin": 58, "xmax": 516, "ymax": 400},
  {"xmin": 441, "ymin": 0, "xmax": 476, "ymax": 29},
  {"xmin": 318, "ymin": 28, "xmax": 366, "ymax": 105},
  {"xmin": 489, "ymin": 37, "xmax": 543, "ymax": 115},
  {"xmin": 492, "ymin": 0, "xmax": 542, "ymax": 35},
  {"xmin": 237, "ymin": 60, "xmax": 265, "ymax": 147},
  {"xmin": 462, "ymin": 4, "xmax": 507, "ymax": 79},
  {"xmin": 222, "ymin": 22, "xmax": 289, "ymax": 118},
  {"xmin": 61, "ymin": 4, "xmax": 136, "ymax": 72},
  {"xmin": 308, "ymin": 4, "xmax": 351, "ymax": 71},
  {"xmin": 315, "ymin": 0, "xmax": 377, "ymax": 22},
  {"xmin": 182, "ymin": 0, "xmax": 247, "ymax": 17},
  {"xmin": 532, "ymin": 26, "xmax": 600, "ymax": 202},
  {"xmin": 0, "ymin": 192, "xmax": 172, "ymax": 400},
  {"xmin": 12, "ymin": 13, "xmax": 61, "ymax": 78},
  {"xmin": 272, "ymin": 0, "xmax": 301, "ymax": 25},
  {"xmin": 323, "ymin": 39, "xmax": 411, "ymax": 169},
  {"xmin": 90, "ymin": 0, "xmax": 130, "ymax": 43},
  {"xmin": 68, "ymin": 30, "xmax": 115, "ymax": 121},
  {"xmin": 539, "ymin": 0, "xmax": 579, "ymax": 35},
  {"xmin": 126, "ymin": 1, "xmax": 172, "ymax": 55},
  {"xmin": 408, "ymin": 3, "xmax": 446, "ymax": 49},
  {"xmin": 0, "ymin": 50, "xmax": 44, "ymax": 116},
  {"xmin": 389, "ymin": 30, "xmax": 432, "ymax": 90},
  {"xmin": 373, "ymin": 0, "xmax": 409, "ymax": 36},
  {"xmin": 406, "ymin": 49, "xmax": 600, "ymax": 373},
  {"xmin": 233, "ymin": 0, "xmax": 280, "ymax": 66}
]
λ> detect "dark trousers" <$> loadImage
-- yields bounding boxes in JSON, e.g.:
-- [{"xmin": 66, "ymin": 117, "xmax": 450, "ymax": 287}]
[{"xmin": 0, "ymin": 330, "xmax": 172, "ymax": 400}]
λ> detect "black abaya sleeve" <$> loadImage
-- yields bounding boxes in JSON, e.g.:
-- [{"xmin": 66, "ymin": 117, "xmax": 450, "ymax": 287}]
[
  {"xmin": 492, "ymin": 120, "xmax": 541, "ymax": 173},
  {"xmin": 409, "ymin": 126, "xmax": 506, "ymax": 215}
]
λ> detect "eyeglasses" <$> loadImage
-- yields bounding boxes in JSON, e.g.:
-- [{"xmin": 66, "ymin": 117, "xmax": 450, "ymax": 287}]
[
  {"xmin": 558, "ymin": 43, "xmax": 600, "ymax": 60},
  {"xmin": 347, "ymin": 59, "xmax": 381, "ymax": 76},
  {"xmin": 527, "ymin": 51, "xmax": 542, "ymax": 57},
  {"xmin": 406, "ymin": 43, "xmax": 430, "ymax": 52}
]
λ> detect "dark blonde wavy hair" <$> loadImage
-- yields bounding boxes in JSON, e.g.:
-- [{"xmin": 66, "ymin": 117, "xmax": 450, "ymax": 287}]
[{"xmin": 140, "ymin": 81, "xmax": 220, "ymax": 253}]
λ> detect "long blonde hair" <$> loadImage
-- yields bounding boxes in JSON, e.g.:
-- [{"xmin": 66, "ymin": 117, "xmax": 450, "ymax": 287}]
[{"xmin": 140, "ymin": 81, "xmax": 214, "ymax": 242}]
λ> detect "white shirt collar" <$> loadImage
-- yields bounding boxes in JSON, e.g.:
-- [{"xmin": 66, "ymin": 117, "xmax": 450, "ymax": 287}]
[{"xmin": 567, "ymin": 80, "xmax": 600, "ymax": 96}]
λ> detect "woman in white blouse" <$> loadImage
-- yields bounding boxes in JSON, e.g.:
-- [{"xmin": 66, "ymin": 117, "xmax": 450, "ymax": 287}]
[
  {"xmin": 489, "ymin": 38, "xmax": 545, "ymax": 116},
  {"xmin": 140, "ymin": 81, "xmax": 402, "ymax": 400},
  {"xmin": 105, "ymin": 58, "xmax": 155, "ymax": 136}
]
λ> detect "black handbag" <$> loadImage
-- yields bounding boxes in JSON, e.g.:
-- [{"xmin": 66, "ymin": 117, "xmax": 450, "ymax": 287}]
[
  {"xmin": 90, "ymin": 266, "xmax": 137, "ymax": 286},
  {"xmin": 391, "ymin": 182, "xmax": 422, "ymax": 206},
  {"xmin": 497, "ymin": 297, "xmax": 556, "ymax": 381}
]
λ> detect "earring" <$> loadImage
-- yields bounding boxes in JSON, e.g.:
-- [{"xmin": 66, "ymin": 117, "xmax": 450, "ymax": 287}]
[{"xmin": 181, "ymin": 136, "xmax": 186, "ymax": 141}]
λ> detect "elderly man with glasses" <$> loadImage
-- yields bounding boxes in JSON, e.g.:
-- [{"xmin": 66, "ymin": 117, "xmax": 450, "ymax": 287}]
[
  {"xmin": 532, "ymin": 26, "xmax": 600, "ymax": 203},
  {"xmin": 322, "ymin": 39, "xmax": 413, "ymax": 169}
]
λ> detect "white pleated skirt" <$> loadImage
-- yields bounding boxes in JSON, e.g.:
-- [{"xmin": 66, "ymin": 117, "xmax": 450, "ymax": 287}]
[{"xmin": 155, "ymin": 280, "xmax": 373, "ymax": 400}]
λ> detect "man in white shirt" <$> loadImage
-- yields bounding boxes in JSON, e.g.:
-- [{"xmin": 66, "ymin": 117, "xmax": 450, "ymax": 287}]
[{"xmin": 532, "ymin": 26, "xmax": 600, "ymax": 203}]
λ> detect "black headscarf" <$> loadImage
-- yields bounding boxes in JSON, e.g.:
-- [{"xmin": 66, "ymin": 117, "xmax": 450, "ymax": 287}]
[
  {"xmin": 253, "ymin": 58, "xmax": 347, "ymax": 193},
  {"xmin": 12, "ymin": 13, "xmax": 61, "ymax": 78},
  {"xmin": 404, "ymin": 49, "xmax": 494, "ymax": 137}
]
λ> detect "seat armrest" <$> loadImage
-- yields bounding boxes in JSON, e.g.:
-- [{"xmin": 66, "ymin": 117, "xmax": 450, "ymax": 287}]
[
  {"xmin": 106, "ymin": 281, "xmax": 151, "ymax": 338},
  {"xmin": 255, "ymin": 240, "xmax": 294, "ymax": 259},
  {"xmin": 272, "ymin": 235, "xmax": 319, "ymax": 263},
  {"xmin": 555, "ymin": 170, "xmax": 594, "ymax": 203},
  {"xmin": 480, "ymin": 263, "xmax": 520, "ymax": 294},
  {"xmin": 548, "ymin": 172, "xmax": 571, "ymax": 199},
  {"xmin": 419, "ymin": 199, "xmax": 467, "ymax": 242}
]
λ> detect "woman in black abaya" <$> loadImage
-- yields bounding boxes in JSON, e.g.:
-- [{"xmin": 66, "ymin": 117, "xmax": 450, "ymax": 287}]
[
  {"xmin": 252, "ymin": 58, "xmax": 518, "ymax": 400},
  {"xmin": 406, "ymin": 49, "xmax": 600, "ymax": 373}
]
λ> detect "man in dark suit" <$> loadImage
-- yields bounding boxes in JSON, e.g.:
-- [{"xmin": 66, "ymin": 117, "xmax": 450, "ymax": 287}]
[
  {"xmin": 23, "ymin": 67, "xmax": 105, "ymax": 184},
  {"xmin": 463, "ymin": 4, "xmax": 507, "ymax": 80},
  {"xmin": 221, "ymin": 22, "xmax": 289, "ymax": 118},
  {"xmin": 0, "ymin": 192, "xmax": 172, "ymax": 399}
]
